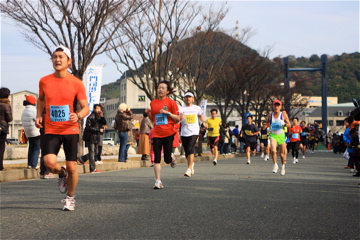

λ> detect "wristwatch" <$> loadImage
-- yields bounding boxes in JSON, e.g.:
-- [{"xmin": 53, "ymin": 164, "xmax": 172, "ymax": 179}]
[{"xmin": 77, "ymin": 114, "xmax": 81, "ymax": 121}]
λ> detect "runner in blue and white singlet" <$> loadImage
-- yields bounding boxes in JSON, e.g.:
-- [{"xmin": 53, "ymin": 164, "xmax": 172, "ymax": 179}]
[{"xmin": 266, "ymin": 100, "xmax": 290, "ymax": 176}]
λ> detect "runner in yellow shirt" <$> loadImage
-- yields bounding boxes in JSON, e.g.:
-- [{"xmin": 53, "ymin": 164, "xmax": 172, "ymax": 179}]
[{"xmin": 205, "ymin": 109, "xmax": 222, "ymax": 165}]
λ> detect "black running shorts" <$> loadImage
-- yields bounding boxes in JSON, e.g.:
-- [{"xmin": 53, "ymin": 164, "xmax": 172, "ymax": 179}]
[{"xmin": 42, "ymin": 134, "xmax": 79, "ymax": 161}]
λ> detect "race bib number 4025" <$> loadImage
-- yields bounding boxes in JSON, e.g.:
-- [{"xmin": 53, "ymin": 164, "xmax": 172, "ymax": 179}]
[{"xmin": 50, "ymin": 105, "xmax": 70, "ymax": 122}]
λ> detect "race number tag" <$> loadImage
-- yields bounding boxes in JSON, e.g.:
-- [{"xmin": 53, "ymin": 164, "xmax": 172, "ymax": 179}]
[
  {"xmin": 292, "ymin": 133, "xmax": 299, "ymax": 139},
  {"xmin": 245, "ymin": 130, "xmax": 252, "ymax": 135},
  {"xmin": 272, "ymin": 122, "xmax": 281, "ymax": 131},
  {"xmin": 185, "ymin": 114, "xmax": 196, "ymax": 124},
  {"xmin": 155, "ymin": 114, "xmax": 168, "ymax": 125},
  {"xmin": 261, "ymin": 135, "xmax": 268, "ymax": 139},
  {"xmin": 50, "ymin": 105, "xmax": 70, "ymax": 122},
  {"xmin": 300, "ymin": 132, "xmax": 306, "ymax": 136}
]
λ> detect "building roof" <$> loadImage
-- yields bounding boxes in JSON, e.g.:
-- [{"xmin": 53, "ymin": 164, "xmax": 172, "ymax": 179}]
[
  {"xmin": 309, "ymin": 106, "xmax": 355, "ymax": 117},
  {"xmin": 327, "ymin": 102, "xmax": 355, "ymax": 107}
]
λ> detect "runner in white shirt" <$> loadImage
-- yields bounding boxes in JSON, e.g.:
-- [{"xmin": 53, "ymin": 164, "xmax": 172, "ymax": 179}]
[{"xmin": 179, "ymin": 91, "xmax": 207, "ymax": 177}]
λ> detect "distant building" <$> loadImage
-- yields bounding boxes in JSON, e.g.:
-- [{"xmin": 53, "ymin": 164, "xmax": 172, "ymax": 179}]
[
  {"xmin": 292, "ymin": 95, "xmax": 338, "ymax": 108},
  {"xmin": 305, "ymin": 102, "xmax": 355, "ymax": 133}
]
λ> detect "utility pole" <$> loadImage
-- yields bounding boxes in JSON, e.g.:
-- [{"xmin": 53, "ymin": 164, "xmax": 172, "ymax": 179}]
[{"xmin": 283, "ymin": 55, "xmax": 328, "ymax": 131}]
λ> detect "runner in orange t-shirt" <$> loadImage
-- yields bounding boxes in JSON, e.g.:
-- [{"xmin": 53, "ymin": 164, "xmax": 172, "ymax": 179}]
[
  {"xmin": 35, "ymin": 45, "xmax": 89, "ymax": 211},
  {"xmin": 146, "ymin": 81, "xmax": 180, "ymax": 189},
  {"xmin": 289, "ymin": 117, "xmax": 302, "ymax": 164}
]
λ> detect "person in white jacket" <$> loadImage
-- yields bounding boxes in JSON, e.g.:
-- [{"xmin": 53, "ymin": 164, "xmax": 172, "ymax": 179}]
[{"xmin": 21, "ymin": 95, "xmax": 41, "ymax": 169}]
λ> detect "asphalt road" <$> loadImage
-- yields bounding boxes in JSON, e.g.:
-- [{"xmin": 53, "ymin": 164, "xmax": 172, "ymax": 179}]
[{"xmin": 0, "ymin": 151, "xmax": 359, "ymax": 240}]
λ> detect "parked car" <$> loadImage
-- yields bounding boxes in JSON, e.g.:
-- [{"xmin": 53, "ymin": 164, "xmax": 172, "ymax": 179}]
[
  {"xmin": 103, "ymin": 138, "xmax": 115, "ymax": 146},
  {"xmin": 7, "ymin": 138, "xmax": 20, "ymax": 145}
]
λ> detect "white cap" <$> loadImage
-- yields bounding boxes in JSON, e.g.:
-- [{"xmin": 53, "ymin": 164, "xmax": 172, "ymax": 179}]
[
  {"xmin": 53, "ymin": 45, "xmax": 71, "ymax": 59},
  {"xmin": 183, "ymin": 92, "xmax": 194, "ymax": 98}
]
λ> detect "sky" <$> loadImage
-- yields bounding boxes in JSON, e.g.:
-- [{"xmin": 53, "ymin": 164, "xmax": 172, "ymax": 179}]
[{"xmin": 0, "ymin": 0, "xmax": 359, "ymax": 95}]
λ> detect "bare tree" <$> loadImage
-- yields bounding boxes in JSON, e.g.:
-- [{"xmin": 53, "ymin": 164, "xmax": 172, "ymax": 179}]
[
  {"xmin": 205, "ymin": 64, "xmax": 238, "ymax": 123},
  {"xmin": 1, "ymin": 0, "xmax": 142, "ymax": 155},
  {"xmin": 1, "ymin": 0, "xmax": 142, "ymax": 80},
  {"xmin": 107, "ymin": 0, "xmax": 228, "ymax": 101},
  {"xmin": 230, "ymin": 49, "xmax": 280, "ymax": 125}
]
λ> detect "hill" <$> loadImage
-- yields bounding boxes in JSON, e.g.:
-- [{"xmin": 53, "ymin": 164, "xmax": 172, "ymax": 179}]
[{"xmin": 286, "ymin": 52, "xmax": 359, "ymax": 103}]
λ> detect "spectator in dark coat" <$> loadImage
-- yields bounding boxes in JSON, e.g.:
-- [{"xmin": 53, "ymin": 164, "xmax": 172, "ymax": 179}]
[{"xmin": 0, "ymin": 87, "xmax": 12, "ymax": 171}]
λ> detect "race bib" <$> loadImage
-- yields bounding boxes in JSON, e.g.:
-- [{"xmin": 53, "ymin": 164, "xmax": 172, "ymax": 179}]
[
  {"xmin": 245, "ymin": 130, "xmax": 252, "ymax": 135},
  {"xmin": 292, "ymin": 133, "xmax": 299, "ymax": 139},
  {"xmin": 261, "ymin": 135, "xmax": 268, "ymax": 139},
  {"xmin": 271, "ymin": 122, "xmax": 281, "ymax": 131},
  {"xmin": 50, "ymin": 105, "xmax": 70, "ymax": 122},
  {"xmin": 300, "ymin": 132, "xmax": 306, "ymax": 136},
  {"xmin": 155, "ymin": 114, "xmax": 168, "ymax": 125},
  {"xmin": 185, "ymin": 114, "xmax": 196, "ymax": 124}
]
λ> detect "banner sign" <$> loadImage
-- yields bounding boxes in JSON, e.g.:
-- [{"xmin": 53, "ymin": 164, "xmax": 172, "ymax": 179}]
[
  {"xmin": 83, "ymin": 65, "xmax": 103, "ymax": 119},
  {"xmin": 200, "ymin": 100, "xmax": 207, "ymax": 118}
]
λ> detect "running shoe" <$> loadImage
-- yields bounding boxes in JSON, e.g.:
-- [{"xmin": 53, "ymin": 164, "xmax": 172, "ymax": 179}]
[
  {"xmin": 184, "ymin": 169, "xmax": 192, "ymax": 177},
  {"xmin": 247, "ymin": 159, "xmax": 251, "ymax": 164},
  {"xmin": 28, "ymin": 166, "xmax": 39, "ymax": 169},
  {"xmin": 61, "ymin": 196, "xmax": 75, "ymax": 211},
  {"xmin": 293, "ymin": 158, "xmax": 296, "ymax": 164},
  {"xmin": 150, "ymin": 163, "xmax": 154, "ymax": 167},
  {"xmin": 91, "ymin": 169, "xmax": 101, "ymax": 173},
  {"xmin": 280, "ymin": 165, "xmax": 286, "ymax": 176},
  {"xmin": 153, "ymin": 179, "xmax": 164, "ymax": 189},
  {"xmin": 95, "ymin": 161, "xmax": 103, "ymax": 165},
  {"xmin": 76, "ymin": 157, "xmax": 84, "ymax": 165},
  {"xmin": 191, "ymin": 163, "xmax": 195, "ymax": 175},
  {"xmin": 213, "ymin": 159, "xmax": 217, "ymax": 166},
  {"xmin": 58, "ymin": 167, "xmax": 68, "ymax": 194},
  {"xmin": 272, "ymin": 163, "xmax": 279, "ymax": 173},
  {"xmin": 170, "ymin": 154, "xmax": 177, "ymax": 168},
  {"xmin": 302, "ymin": 156, "xmax": 305, "ymax": 159},
  {"xmin": 40, "ymin": 172, "xmax": 55, "ymax": 179},
  {"xmin": 264, "ymin": 156, "xmax": 269, "ymax": 161},
  {"xmin": 261, "ymin": 153, "xmax": 264, "ymax": 158},
  {"xmin": 295, "ymin": 159, "xmax": 299, "ymax": 164}
]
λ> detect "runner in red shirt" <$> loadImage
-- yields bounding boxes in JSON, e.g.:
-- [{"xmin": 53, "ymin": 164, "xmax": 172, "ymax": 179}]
[
  {"xmin": 146, "ymin": 81, "xmax": 180, "ymax": 189},
  {"xmin": 289, "ymin": 117, "xmax": 302, "ymax": 164},
  {"xmin": 36, "ymin": 45, "xmax": 89, "ymax": 211}
]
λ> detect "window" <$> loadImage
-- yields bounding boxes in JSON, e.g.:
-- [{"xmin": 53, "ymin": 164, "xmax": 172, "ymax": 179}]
[
  {"xmin": 315, "ymin": 120, "xmax": 322, "ymax": 125},
  {"xmin": 228, "ymin": 121, "xmax": 235, "ymax": 127},
  {"xmin": 303, "ymin": 111, "xmax": 311, "ymax": 117},
  {"xmin": 337, "ymin": 111, "xmax": 343, "ymax": 117},
  {"xmin": 138, "ymin": 95, "xmax": 145, "ymax": 102},
  {"xmin": 329, "ymin": 120, "xmax": 334, "ymax": 126},
  {"xmin": 336, "ymin": 120, "xmax": 344, "ymax": 126}
]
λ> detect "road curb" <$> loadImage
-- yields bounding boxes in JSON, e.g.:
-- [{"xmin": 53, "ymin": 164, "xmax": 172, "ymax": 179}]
[{"xmin": 0, "ymin": 153, "xmax": 243, "ymax": 182}]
